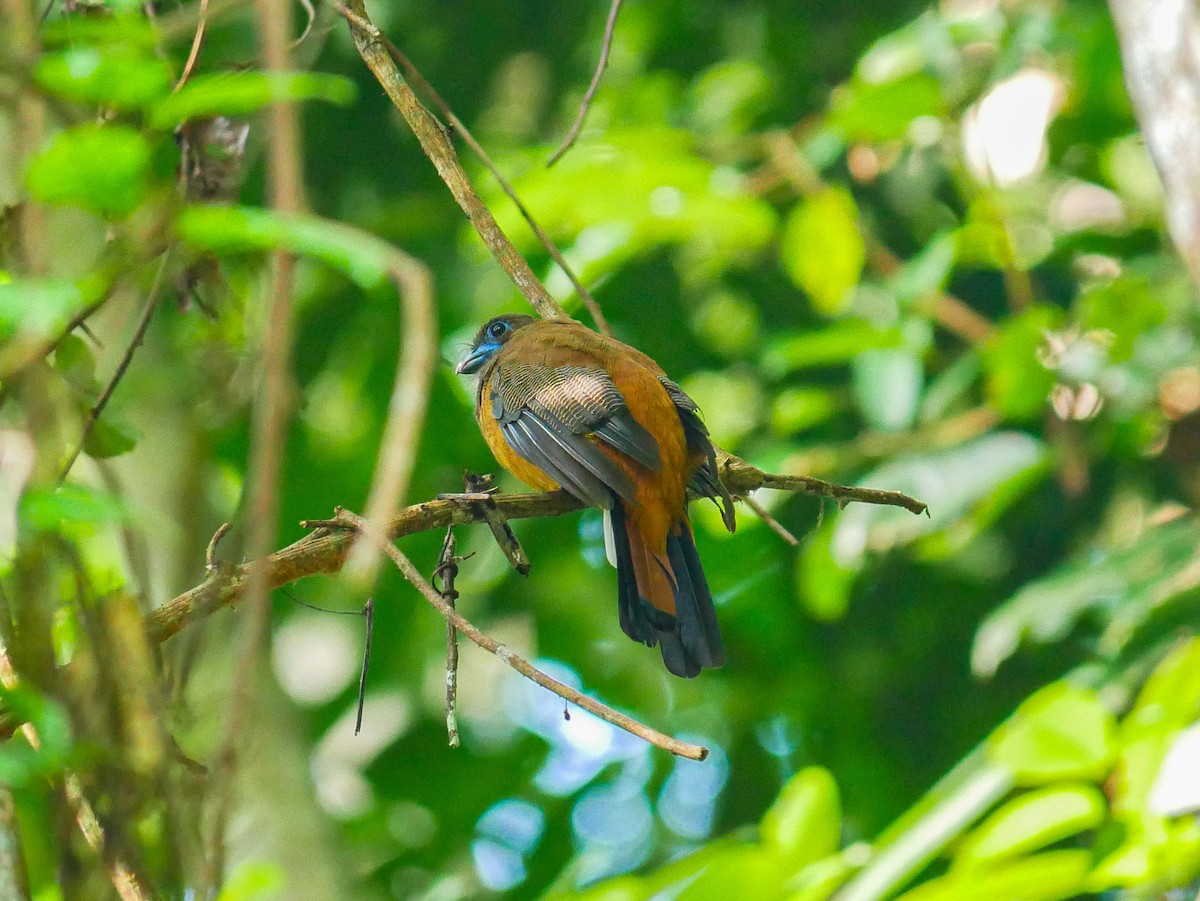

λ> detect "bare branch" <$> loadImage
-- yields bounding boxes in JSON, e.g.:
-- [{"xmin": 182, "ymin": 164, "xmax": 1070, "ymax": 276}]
[
  {"xmin": 59, "ymin": 254, "xmax": 170, "ymax": 483},
  {"xmin": 547, "ymin": 0, "xmax": 624, "ymax": 167},
  {"xmin": 337, "ymin": 1, "xmax": 570, "ymax": 323},
  {"xmin": 378, "ymin": 37, "xmax": 612, "ymax": 334},
  {"xmin": 145, "ymin": 452, "xmax": 926, "ymax": 645},
  {"xmin": 338, "ymin": 508, "xmax": 708, "ymax": 760},
  {"xmin": 343, "ymin": 249, "xmax": 436, "ymax": 584}
]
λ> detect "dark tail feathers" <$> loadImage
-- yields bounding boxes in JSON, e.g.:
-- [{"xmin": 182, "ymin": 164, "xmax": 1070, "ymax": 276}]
[{"xmin": 609, "ymin": 502, "xmax": 726, "ymax": 678}]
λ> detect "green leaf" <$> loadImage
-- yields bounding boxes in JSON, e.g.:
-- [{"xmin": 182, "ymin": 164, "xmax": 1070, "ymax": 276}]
[
  {"xmin": 761, "ymin": 767, "xmax": 841, "ymax": 868},
  {"xmin": 891, "ymin": 232, "xmax": 957, "ymax": 308},
  {"xmin": 1127, "ymin": 637, "xmax": 1200, "ymax": 736},
  {"xmin": 36, "ymin": 46, "xmax": 173, "ymax": 110},
  {"xmin": 827, "ymin": 432, "xmax": 1047, "ymax": 565},
  {"xmin": 896, "ymin": 850, "xmax": 1092, "ymax": 901},
  {"xmin": 54, "ymin": 334, "xmax": 98, "ymax": 393},
  {"xmin": 0, "ymin": 277, "xmax": 85, "ymax": 342},
  {"xmin": 972, "ymin": 517, "xmax": 1200, "ymax": 678},
  {"xmin": 851, "ymin": 347, "xmax": 924, "ymax": 432},
  {"xmin": 83, "ymin": 413, "xmax": 138, "ymax": 458},
  {"xmin": 761, "ymin": 322, "xmax": 902, "ymax": 377},
  {"xmin": 830, "ymin": 74, "xmax": 943, "ymax": 143},
  {"xmin": 780, "ymin": 188, "xmax": 865, "ymax": 316},
  {"xmin": 25, "ymin": 124, "xmax": 152, "ymax": 217},
  {"xmin": 0, "ymin": 685, "xmax": 73, "ymax": 787},
  {"xmin": 770, "ymin": 387, "xmax": 838, "ymax": 435},
  {"xmin": 989, "ymin": 683, "xmax": 1116, "ymax": 784},
  {"xmin": 214, "ymin": 861, "xmax": 285, "ymax": 901},
  {"xmin": 177, "ymin": 206, "xmax": 395, "ymax": 289},
  {"xmin": 20, "ymin": 484, "xmax": 127, "ymax": 533},
  {"xmin": 797, "ymin": 519, "xmax": 858, "ymax": 621},
  {"xmin": 150, "ymin": 71, "xmax": 357, "ymax": 128},
  {"xmin": 981, "ymin": 306, "xmax": 1063, "ymax": 421},
  {"xmin": 954, "ymin": 784, "xmax": 1106, "ymax": 868}
]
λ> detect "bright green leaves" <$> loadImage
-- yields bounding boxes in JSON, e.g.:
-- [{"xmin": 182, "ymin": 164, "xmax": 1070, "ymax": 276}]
[
  {"xmin": 150, "ymin": 72, "xmax": 356, "ymax": 128},
  {"xmin": 36, "ymin": 46, "xmax": 173, "ymax": 110},
  {"xmin": 760, "ymin": 767, "xmax": 841, "ymax": 869},
  {"xmin": 897, "ymin": 850, "xmax": 1093, "ymax": 901},
  {"xmin": 954, "ymin": 785, "xmax": 1106, "ymax": 868},
  {"xmin": 830, "ymin": 74, "xmax": 943, "ymax": 144},
  {"xmin": 989, "ymin": 683, "xmax": 1116, "ymax": 784},
  {"xmin": 0, "ymin": 685, "xmax": 74, "ymax": 788},
  {"xmin": 26, "ymin": 124, "xmax": 154, "ymax": 217},
  {"xmin": 780, "ymin": 188, "xmax": 866, "ymax": 316},
  {"xmin": 492, "ymin": 127, "xmax": 776, "ymax": 283},
  {"xmin": 972, "ymin": 516, "xmax": 1200, "ymax": 677},
  {"xmin": 981, "ymin": 305, "xmax": 1063, "ymax": 421},
  {"xmin": 177, "ymin": 206, "xmax": 398, "ymax": 290}
]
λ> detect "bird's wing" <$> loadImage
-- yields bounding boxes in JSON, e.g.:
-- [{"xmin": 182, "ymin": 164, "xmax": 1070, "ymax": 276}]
[
  {"xmin": 658, "ymin": 376, "xmax": 737, "ymax": 532},
  {"xmin": 489, "ymin": 363, "xmax": 661, "ymax": 508}
]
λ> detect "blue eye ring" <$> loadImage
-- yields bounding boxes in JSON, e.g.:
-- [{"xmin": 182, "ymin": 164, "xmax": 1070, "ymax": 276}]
[{"xmin": 487, "ymin": 320, "xmax": 509, "ymax": 340}]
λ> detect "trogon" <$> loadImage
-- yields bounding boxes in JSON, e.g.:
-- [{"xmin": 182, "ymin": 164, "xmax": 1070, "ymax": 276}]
[{"xmin": 456, "ymin": 313, "xmax": 736, "ymax": 677}]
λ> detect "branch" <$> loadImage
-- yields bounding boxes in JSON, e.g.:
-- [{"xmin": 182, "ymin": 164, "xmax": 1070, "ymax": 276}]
[
  {"xmin": 1110, "ymin": 0, "xmax": 1200, "ymax": 288},
  {"xmin": 338, "ymin": 0, "xmax": 569, "ymax": 323},
  {"xmin": 336, "ymin": 508, "xmax": 708, "ymax": 760},
  {"xmin": 59, "ymin": 253, "xmax": 170, "ymax": 483},
  {"xmin": 547, "ymin": 0, "xmax": 624, "ymax": 167},
  {"xmin": 145, "ymin": 452, "xmax": 926, "ymax": 644},
  {"xmin": 342, "ymin": 245, "xmax": 435, "ymax": 584},
  {"xmin": 375, "ymin": 35, "xmax": 612, "ymax": 334}
]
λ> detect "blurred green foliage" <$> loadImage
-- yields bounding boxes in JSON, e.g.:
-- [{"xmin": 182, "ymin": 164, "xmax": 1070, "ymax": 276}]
[{"xmin": 1, "ymin": 0, "xmax": 1200, "ymax": 899}]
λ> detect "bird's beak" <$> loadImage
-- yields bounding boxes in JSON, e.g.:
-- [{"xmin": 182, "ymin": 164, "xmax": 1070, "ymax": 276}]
[{"xmin": 455, "ymin": 346, "xmax": 490, "ymax": 375}]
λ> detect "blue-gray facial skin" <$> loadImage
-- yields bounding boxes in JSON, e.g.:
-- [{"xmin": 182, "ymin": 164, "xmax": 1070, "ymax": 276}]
[{"xmin": 456, "ymin": 314, "xmax": 530, "ymax": 374}]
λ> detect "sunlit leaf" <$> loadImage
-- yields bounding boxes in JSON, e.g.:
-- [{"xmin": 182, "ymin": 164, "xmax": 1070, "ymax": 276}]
[
  {"xmin": 83, "ymin": 413, "xmax": 138, "ymax": 458},
  {"xmin": 852, "ymin": 347, "xmax": 923, "ymax": 432},
  {"xmin": 830, "ymin": 74, "xmax": 943, "ymax": 143},
  {"xmin": 972, "ymin": 517, "xmax": 1200, "ymax": 677},
  {"xmin": 36, "ymin": 46, "xmax": 173, "ymax": 110},
  {"xmin": 761, "ymin": 767, "xmax": 841, "ymax": 868},
  {"xmin": 26, "ymin": 124, "xmax": 153, "ymax": 217},
  {"xmin": 954, "ymin": 784, "xmax": 1106, "ymax": 868},
  {"xmin": 989, "ymin": 683, "xmax": 1116, "ymax": 784},
  {"xmin": 150, "ymin": 72, "xmax": 357, "ymax": 128},
  {"xmin": 0, "ymin": 277, "xmax": 85, "ymax": 342},
  {"xmin": 780, "ymin": 188, "xmax": 865, "ymax": 316},
  {"xmin": 761, "ymin": 322, "xmax": 902, "ymax": 377},
  {"xmin": 981, "ymin": 306, "xmax": 1062, "ymax": 421},
  {"xmin": 828, "ymin": 432, "xmax": 1046, "ymax": 565},
  {"xmin": 20, "ymin": 484, "xmax": 127, "ymax": 532},
  {"xmin": 896, "ymin": 850, "xmax": 1092, "ymax": 901},
  {"xmin": 177, "ymin": 206, "xmax": 395, "ymax": 289}
]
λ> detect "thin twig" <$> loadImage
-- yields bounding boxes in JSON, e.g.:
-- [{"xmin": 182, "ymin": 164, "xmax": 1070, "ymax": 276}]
[
  {"xmin": 433, "ymin": 529, "xmax": 461, "ymax": 748},
  {"xmin": 379, "ymin": 38, "xmax": 611, "ymax": 334},
  {"xmin": 343, "ymin": 247, "xmax": 436, "ymax": 585},
  {"xmin": 337, "ymin": 0, "xmax": 570, "ymax": 323},
  {"xmin": 743, "ymin": 494, "xmax": 800, "ymax": 547},
  {"xmin": 173, "ymin": 0, "xmax": 208, "ymax": 91},
  {"xmin": 59, "ymin": 255, "xmax": 170, "ymax": 483},
  {"xmin": 205, "ymin": 522, "xmax": 233, "ymax": 572},
  {"xmin": 547, "ymin": 0, "xmax": 624, "ymax": 167},
  {"xmin": 338, "ymin": 508, "xmax": 708, "ymax": 760},
  {"xmin": 354, "ymin": 598, "xmax": 373, "ymax": 735},
  {"xmin": 439, "ymin": 473, "xmax": 530, "ymax": 574}
]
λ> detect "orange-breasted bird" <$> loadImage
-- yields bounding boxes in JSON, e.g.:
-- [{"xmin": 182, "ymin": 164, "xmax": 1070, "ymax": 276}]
[{"xmin": 456, "ymin": 314, "xmax": 736, "ymax": 677}]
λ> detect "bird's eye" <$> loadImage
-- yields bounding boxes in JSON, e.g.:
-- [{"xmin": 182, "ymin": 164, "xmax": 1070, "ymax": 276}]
[{"xmin": 487, "ymin": 321, "xmax": 509, "ymax": 340}]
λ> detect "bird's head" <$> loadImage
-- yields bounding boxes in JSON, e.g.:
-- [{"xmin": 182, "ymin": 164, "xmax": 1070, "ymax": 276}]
[{"xmin": 455, "ymin": 313, "xmax": 536, "ymax": 374}]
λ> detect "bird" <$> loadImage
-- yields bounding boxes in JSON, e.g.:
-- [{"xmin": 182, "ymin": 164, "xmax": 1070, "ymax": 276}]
[{"xmin": 456, "ymin": 313, "xmax": 736, "ymax": 677}]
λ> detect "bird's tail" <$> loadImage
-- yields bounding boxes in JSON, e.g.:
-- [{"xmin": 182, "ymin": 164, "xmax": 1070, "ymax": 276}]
[{"xmin": 605, "ymin": 504, "xmax": 726, "ymax": 678}]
